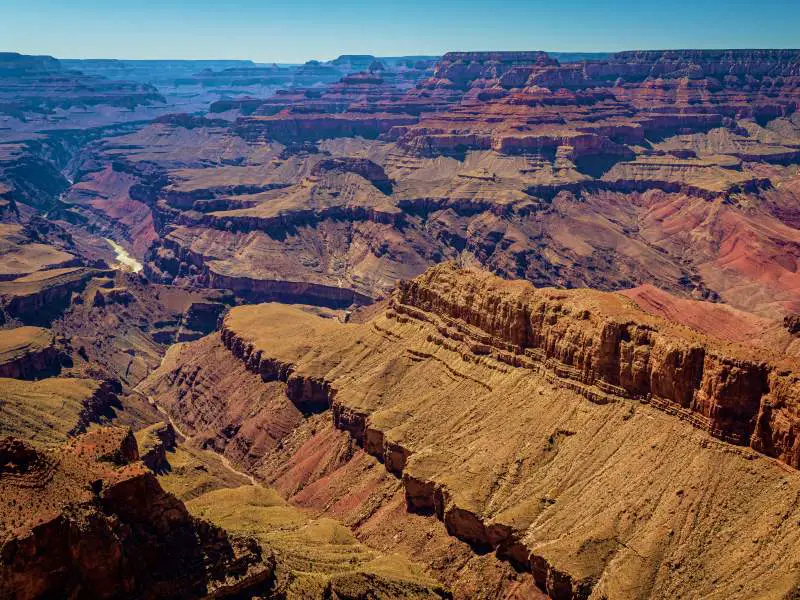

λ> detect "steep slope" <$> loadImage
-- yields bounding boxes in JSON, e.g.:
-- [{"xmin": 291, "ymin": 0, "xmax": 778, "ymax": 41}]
[
  {"xmin": 0, "ymin": 427, "xmax": 273, "ymax": 599},
  {"xmin": 90, "ymin": 50, "xmax": 800, "ymax": 319},
  {"xmin": 142, "ymin": 264, "xmax": 800, "ymax": 599},
  {"xmin": 0, "ymin": 376, "xmax": 119, "ymax": 445},
  {"xmin": 0, "ymin": 326, "xmax": 63, "ymax": 378}
]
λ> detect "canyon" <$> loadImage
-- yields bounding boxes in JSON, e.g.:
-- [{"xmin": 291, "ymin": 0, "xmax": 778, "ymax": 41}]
[
  {"xmin": 140, "ymin": 264, "xmax": 800, "ymax": 599},
  {"xmin": 1, "ymin": 47, "xmax": 800, "ymax": 599}
]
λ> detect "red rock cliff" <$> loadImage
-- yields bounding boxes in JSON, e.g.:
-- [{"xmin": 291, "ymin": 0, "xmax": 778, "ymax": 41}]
[
  {"xmin": 393, "ymin": 264, "xmax": 800, "ymax": 466},
  {"xmin": 0, "ymin": 427, "xmax": 274, "ymax": 599}
]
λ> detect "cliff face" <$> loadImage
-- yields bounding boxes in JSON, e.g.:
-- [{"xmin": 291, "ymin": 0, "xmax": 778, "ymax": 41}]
[
  {"xmin": 0, "ymin": 428, "xmax": 274, "ymax": 600},
  {"xmin": 0, "ymin": 326, "xmax": 62, "ymax": 379},
  {"xmin": 180, "ymin": 264, "xmax": 800, "ymax": 600},
  {"xmin": 0, "ymin": 149, "xmax": 70, "ymax": 211},
  {"xmin": 212, "ymin": 261, "xmax": 800, "ymax": 474},
  {"xmin": 236, "ymin": 113, "xmax": 418, "ymax": 144},
  {"xmin": 424, "ymin": 51, "xmax": 558, "ymax": 90},
  {"xmin": 395, "ymin": 265, "xmax": 799, "ymax": 461},
  {"xmin": 0, "ymin": 267, "xmax": 109, "ymax": 326}
]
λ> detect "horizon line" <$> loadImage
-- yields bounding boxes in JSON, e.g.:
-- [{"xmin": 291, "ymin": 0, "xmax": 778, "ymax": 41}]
[{"xmin": 6, "ymin": 46, "xmax": 800, "ymax": 65}]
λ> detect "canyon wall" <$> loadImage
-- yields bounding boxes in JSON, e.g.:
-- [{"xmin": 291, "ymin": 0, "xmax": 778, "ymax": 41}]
[
  {"xmin": 394, "ymin": 265, "xmax": 800, "ymax": 464},
  {"xmin": 0, "ymin": 427, "xmax": 274, "ymax": 599},
  {"xmin": 168, "ymin": 264, "xmax": 800, "ymax": 600}
]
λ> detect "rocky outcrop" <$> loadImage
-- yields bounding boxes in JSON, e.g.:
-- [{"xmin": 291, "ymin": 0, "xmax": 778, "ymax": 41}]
[
  {"xmin": 135, "ymin": 421, "xmax": 177, "ymax": 472},
  {"xmin": 0, "ymin": 428, "xmax": 274, "ymax": 599},
  {"xmin": 395, "ymin": 49, "xmax": 800, "ymax": 164},
  {"xmin": 177, "ymin": 301, "xmax": 227, "ymax": 342},
  {"xmin": 220, "ymin": 327, "xmax": 333, "ymax": 415},
  {"xmin": 92, "ymin": 286, "xmax": 135, "ymax": 307},
  {"xmin": 311, "ymin": 157, "xmax": 393, "ymax": 192},
  {"xmin": 0, "ymin": 326, "xmax": 63, "ymax": 379},
  {"xmin": 147, "ymin": 233, "xmax": 374, "ymax": 308},
  {"xmin": 0, "ymin": 267, "xmax": 111, "ymax": 326},
  {"xmin": 235, "ymin": 113, "xmax": 418, "ymax": 143},
  {"xmin": 394, "ymin": 264, "xmax": 799, "ymax": 459}
]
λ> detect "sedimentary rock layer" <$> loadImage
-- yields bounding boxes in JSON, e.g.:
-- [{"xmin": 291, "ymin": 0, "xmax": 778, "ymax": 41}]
[
  {"xmin": 0, "ymin": 376, "xmax": 120, "ymax": 445},
  {"xmin": 0, "ymin": 326, "xmax": 62, "ymax": 379},
  {"xmin": 0, "ymin": 267, "xmax": 110, "ymax": 325},
  {"xmin": 392, "ymin": 264, "xmax": 800, "ymax": 461},
  {"xmin": 0, "ymin": 427, "xmax": 274, "ymax": 599},
  {"xmin": 204, "ymin": 264, "xmax": 800, "ymax": 599}
]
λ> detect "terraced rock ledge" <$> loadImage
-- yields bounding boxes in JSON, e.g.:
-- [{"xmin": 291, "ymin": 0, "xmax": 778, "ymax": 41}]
[
  {"xmin": 0, "ymin": 326, "xmax": 62, "ymax": 379},
  {"xmin": 209, "ymin": 263, "xmax": 800, "ymax": 599}
]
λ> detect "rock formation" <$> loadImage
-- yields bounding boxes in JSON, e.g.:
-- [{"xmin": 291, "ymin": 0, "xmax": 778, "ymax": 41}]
[
  {"xmin": 141, "ymin": 264, "xmax": 800, "ymax": 599},
  {"xmin": 135, "ymin": 421, "xmax": 177, "ymax": 472},
  {"xmin": 0, "ymin": 326, "xmax": 63, "ymax": 379},
  {"xmin": 0, "ymin": 427, "xmax": 274, "ymax": 599}
]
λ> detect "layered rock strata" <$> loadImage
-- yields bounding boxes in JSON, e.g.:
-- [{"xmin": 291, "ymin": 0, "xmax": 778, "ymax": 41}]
[
  {"xmin": 205, "ymin": 264, "xmax": 800, "ymax": 599},
  {"xmin": 0, "ymin": 428, "xmax": 274, "ymax": 599},
  {"xmin": 0, "ymin": 267, "xmax": 110, "ymax": 325},
  {"xmin": 0, "ymin": 326, "xmax": 62, "ymax": 379},
  {"xmin": 392, "ymin": 264, "xmax": 799, "ymax": 459},
  {"xmin": 0, "ymin": 376, "xmax": 120, "ymax": 445}
]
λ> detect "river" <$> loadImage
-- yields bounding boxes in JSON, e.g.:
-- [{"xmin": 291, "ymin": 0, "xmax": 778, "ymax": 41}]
[{"xmin": 105, "ymin": 238, "xmax": 143, "ymax": 273}]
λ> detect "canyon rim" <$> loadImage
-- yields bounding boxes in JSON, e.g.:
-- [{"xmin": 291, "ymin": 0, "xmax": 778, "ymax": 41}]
[{"xmin": 1, "ymin": 2, "xmax": 800, "ymax": 598}]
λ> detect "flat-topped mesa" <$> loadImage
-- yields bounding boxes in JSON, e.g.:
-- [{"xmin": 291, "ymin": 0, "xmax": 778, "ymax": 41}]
[
  {"xmin": 0, "ymin": 53, "xmax": 165, "ymax": 117},
  {"xmin": 310, "ymin": 156, "xmax": 393, "ymax": 191},
  {"xmin": 392, "ymin": 264, "xmax": 800, "ymax": 467},
  {"xmin": 0, "ymin": 267, "xmax": 113, "ymax": 326},
  {"xmin": 0, "ymin": 326, "xmax": 63, "ymax": 379},
  {"xmin": 424, "ymin": 51, "xmax": 559, "ymax": 89},
  {"xmin": 608, "ymin": 49, "xmax": 800, "ymax": 78},
  {"xmin": 235, "ymin": 112, "xmax": 418, "ymax": 143},
  {"xmin": 0, "ymin": 52, "xmax": 61, "ymax": 75},
  {"xmin": 440, "ymin": 51, "xmax": 556, "ymax": 62}
]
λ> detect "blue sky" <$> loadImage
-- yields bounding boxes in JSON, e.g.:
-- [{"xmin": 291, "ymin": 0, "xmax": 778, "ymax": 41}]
[{"xmin": 2, "ymin": 0, "xmax": 799, "ymax": 62}]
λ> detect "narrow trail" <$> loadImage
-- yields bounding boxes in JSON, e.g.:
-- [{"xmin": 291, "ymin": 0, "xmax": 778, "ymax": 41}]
[
  {"xmin": 151, "ymin": 397, "xmax": 259, "ymax": 486},
  {"xmin": 217, "ymin": 449, "xmax": 258, "ymax": 486}
]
